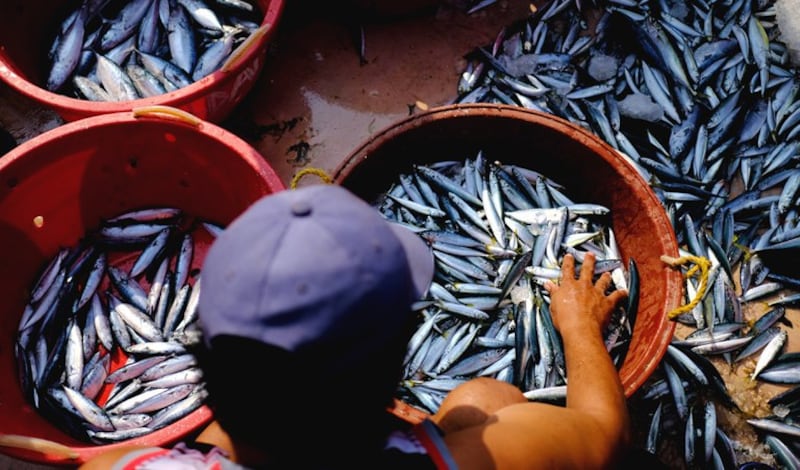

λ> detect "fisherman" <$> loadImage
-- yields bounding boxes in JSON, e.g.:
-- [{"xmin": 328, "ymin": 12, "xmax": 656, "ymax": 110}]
[{"xmin": 80, "ymin": 184, "xmax": 631, "ymax": 469}]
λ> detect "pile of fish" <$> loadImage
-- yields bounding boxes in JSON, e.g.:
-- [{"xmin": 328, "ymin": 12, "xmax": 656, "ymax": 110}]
[
  {"xmin": 14, "ymin": 207, "xmax": 222, "ymax": 443},
  {"xmin": 46, "ymin": 0, "xmax": 262, "ymax": 101},
  {"xmin": 373, "ymin": 154, "xmax": 636, "ymax": 413},
  {"xmin": 455, "ymin": 0, "xmax": 800, "ymax": 466}
]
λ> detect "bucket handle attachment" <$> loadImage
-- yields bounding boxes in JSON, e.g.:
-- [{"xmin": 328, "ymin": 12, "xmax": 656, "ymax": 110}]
[
  {"xmin": 660, "ymin": 254, "xmax": 711, "ymax": 319},
  {"xmin": 0, "ymin": 434, "xmax": 79, "ymax": 460},
  {"xmin": 132, "ymin": 105, "xmax": 203, "ymax": 127},
  {"xmin": 220, "ymin": 23, "xmax": 272, "ymax": 74},
  {"xmin": 290, "ymin": 167, "xmax": 333, "ymax": 189}
]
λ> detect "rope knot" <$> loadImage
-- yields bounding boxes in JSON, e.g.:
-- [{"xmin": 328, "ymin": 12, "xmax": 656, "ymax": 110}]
[{"xmin": 660, "ymin": 254, "xmax": 712, "ymax": 319}]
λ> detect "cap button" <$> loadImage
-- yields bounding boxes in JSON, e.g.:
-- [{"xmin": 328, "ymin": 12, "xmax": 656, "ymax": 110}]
[{"xmin": 291, "ymin": 201, "xmax": 312, "ymax": 217}]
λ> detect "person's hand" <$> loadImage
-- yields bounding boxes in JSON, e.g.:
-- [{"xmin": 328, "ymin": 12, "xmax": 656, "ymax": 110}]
[{"xmin": 543, "ymin": 253, "xmax": 628, "ymax": 339}]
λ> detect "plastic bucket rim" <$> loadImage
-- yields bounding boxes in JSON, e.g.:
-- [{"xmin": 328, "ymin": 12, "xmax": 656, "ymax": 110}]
[{"xmin": 0, "ymin": 108, "xmax": 283, "ymax": 190}]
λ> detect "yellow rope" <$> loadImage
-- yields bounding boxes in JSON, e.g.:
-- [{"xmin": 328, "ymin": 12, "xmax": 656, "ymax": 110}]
[
  {"xmin": 732, "ymin": 235, "xmax": 753, "ymax": 262},
  {"xmin": 660, "ymin": 254, "xmax": 712, "ymax": 319},
  {"xmin": 290, "ymin": 168, "xmax": 333, "ymax": 189}
]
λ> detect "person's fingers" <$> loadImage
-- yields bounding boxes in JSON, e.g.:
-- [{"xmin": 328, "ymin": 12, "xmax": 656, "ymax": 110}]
[
  {"xmin": 579, "ymin": 252, "xmax": 596, "ymax": 280},
  {"xmin": 560, "ymin": 254, "xmax": 575, "ymax": 282},
  {"xmin": 544, "ymin": 280, "xmax": 557, "ymax": 294},
  {"xmin": 607, "ymin": 289, "xmax": 629, "ymax": 307},
  {"xmin": 595, "ymin": 271, "xmax": 613, "ymax": 292}
]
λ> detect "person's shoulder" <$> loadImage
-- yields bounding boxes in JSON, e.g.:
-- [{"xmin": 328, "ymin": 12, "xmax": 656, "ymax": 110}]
[
  {"xmin": 79, "ymin": 442, "xmax": 248, "ymax": 470},
  {"xmin": 79, "ymin": 445, "xmax": 163, "ymax": 470}
]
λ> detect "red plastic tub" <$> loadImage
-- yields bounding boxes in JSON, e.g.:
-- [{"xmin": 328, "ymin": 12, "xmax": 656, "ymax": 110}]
[
  {"xmin": 0, "ymin": 0, "xmax": 285, "ymax": 123},
  {"xmin": 334, "ymin": 104, "xmax": 683, "ymax": 416},
  {"xmin": 0, "ymin": 107, "xmax": 285, "ymax": 465}
]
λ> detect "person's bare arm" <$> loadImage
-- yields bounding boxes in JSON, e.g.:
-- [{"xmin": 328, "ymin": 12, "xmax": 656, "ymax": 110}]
[
  {"xmin": 442, "ymin": 252, "xmax": 630, "ymax": 469},
  {"xmin": 545, "ymin": 252, "xmax": 631, "ymax": 464}
]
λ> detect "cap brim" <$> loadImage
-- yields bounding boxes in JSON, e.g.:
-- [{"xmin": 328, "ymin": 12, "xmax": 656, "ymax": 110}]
[{"xmin": 388, "ymin": 222, "xmax": 434, "ymax": 299}]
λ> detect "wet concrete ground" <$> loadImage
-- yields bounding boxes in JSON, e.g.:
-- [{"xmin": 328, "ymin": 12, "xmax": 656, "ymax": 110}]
[{"xmin": 223, "ymin": 0, "xmax": 533, "ymax": 187}]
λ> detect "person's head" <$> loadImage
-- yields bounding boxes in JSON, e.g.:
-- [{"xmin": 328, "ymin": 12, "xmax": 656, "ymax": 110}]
[{"xmin": 196, "ymin": 184, "xmax": 434, "ymax": 463}]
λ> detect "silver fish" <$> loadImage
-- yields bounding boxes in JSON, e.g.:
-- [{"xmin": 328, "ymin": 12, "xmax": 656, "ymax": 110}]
[
  {"xmin": 105, "ymin": 355, "xmax": 169, "ymax": 384},
  {"xmin": 148, "ymin": 387, "xmax": 208, "ymax": 429},
  {"xmin": 47, "ymin": 6, "xmax": 88, "ymax": 91},
  {"xmin": 752, "ymin": 330, "xmax": 788, "ymax": 379},
  {"xmin": 177, "ymin": 0, "xmax": 224, "ymax": 31},
  {"xmin": 192, "ymin": 30, "xmax": 237, "ymax": 81},
  {"xmin": 99, "ymin": 0, "xmax": 155, "ymax": 51},
  {"xmin": 167, "ymin": 3, "xmax": 198, "ymax": 75},
  {"xmin": 62, "ymin": 385, "xmax": 114, "ymax": 432}
]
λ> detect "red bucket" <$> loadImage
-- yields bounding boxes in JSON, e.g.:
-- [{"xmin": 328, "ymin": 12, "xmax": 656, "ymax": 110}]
[
  {"xmin": 334, "ymin": 104, "xmax": 683, "ymax": 417},
  {"xmin": 0, "ymin": 107, "xmax": 285, "ymax": 465},
  {"xmin": 0, "ymin": 0, "xmax": 285, "ymax": 123}
]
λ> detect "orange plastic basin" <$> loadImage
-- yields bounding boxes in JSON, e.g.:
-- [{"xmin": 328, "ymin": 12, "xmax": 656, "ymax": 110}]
[
  {"xmin": 334, "ymin": 104, "xmax": 683, "ymax": 414},
  {"xmin": 0, "ymin": 0, "xmax": 285, "ymax": 123},
  {"xmin": 0, "ymin": 108, "xmax": 285, "ymax": 465}
]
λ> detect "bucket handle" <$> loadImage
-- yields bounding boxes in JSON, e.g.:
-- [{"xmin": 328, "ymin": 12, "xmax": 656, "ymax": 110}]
[
  {"xmin": 0, "ymin": 434, "xmax": 79, "ymax": 460},
  {"xmin": 220, "ymin": 23, "xmax": 272, "ymax": 73},
  {"xmin": 132, "ymin": 105, "xmax": 203, "ymax": 127}
]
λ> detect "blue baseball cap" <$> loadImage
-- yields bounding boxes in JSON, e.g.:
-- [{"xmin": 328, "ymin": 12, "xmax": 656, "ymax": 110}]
[{"xmin": 197, "ymin": 184, "xmax": 434, "ymax": 358}]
